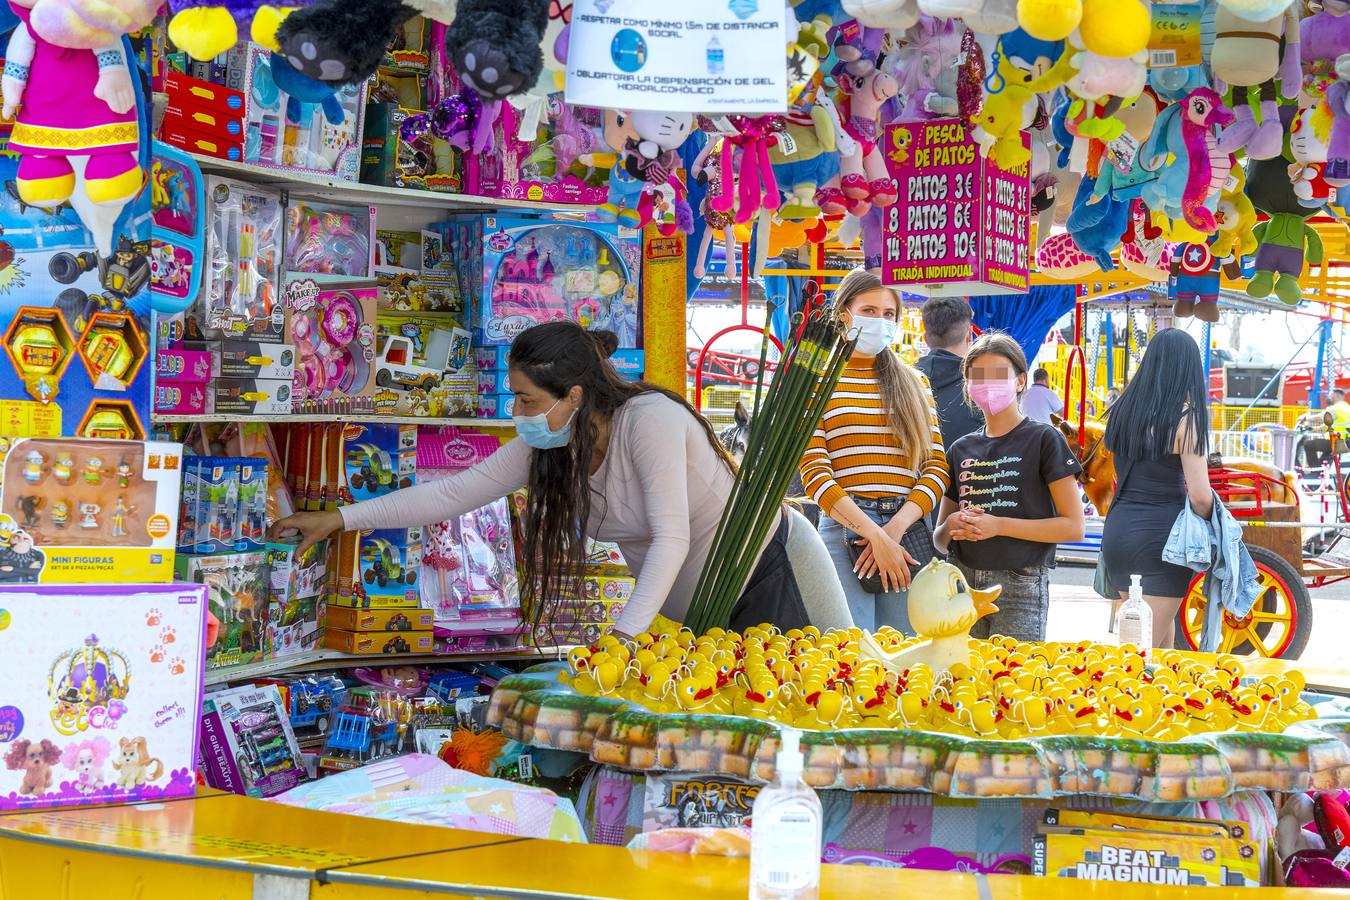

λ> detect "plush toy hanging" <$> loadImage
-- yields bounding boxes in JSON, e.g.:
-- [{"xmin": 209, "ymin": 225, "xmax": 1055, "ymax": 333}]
[
  {"xmin": 166, "ymin": 0, "xmax": 310, "ymax": 62},
  {"xmin": 1212, "ymin": 2, "xmax": 1300, "ymax": 160},
  {"xmin": 1169, "ymin": 239, "xmax": 1223, "ymax": 323},
  {"xmin": 1246, "ymin": 152, "xmax": 1324, "ymax": 305},
  {"xmin": 974, "ymin": 28, "xmax": 1074, "ymax": 168},
  {"xmin": 596, "ymin": 111, "xmax": 694, "ymax": 229},
  {"xmin": 1138, "ymin": 87, "xmax": 1235, "ymax": 234},
  {"xmin": 769, "ymin": 21, "xmax": 842, "ymax": 219},
  {"xmin": 2, "ymin": 0, "xmax": 160, "ymax": 256}
]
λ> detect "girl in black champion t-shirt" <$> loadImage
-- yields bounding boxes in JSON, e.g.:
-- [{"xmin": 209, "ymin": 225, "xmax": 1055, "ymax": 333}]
[{"xmin": 933, "ymin": 333, "xmax": 1085, "ymax": 642}]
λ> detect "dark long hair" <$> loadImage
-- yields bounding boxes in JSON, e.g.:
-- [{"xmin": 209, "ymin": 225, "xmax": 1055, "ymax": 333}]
[
  {"xmin": 508, "ymin": 321, "xmax": 735, "ymax": 636},
  {"xmin": 1104, "ymin": 329, "xmax": 1209, "ymax": 460}
]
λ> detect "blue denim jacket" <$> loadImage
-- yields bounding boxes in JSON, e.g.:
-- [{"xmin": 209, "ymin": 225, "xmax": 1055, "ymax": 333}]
[{"xmin": 1162, "ymin": 490, "xmax": 1260, "ymax": 652}]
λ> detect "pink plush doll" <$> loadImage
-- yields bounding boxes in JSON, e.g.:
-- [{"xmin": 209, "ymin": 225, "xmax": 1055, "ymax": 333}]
[
  {"xmin": 1, "ymin": 0, "xmax": 159, "ymax": 256},
  {"xmin": 61, "ymin": 737, "xmax": 110, "ymax": 794},
  {"xmin": 821, "ymin": 67, "xmax": 898, "ymax": 216}
]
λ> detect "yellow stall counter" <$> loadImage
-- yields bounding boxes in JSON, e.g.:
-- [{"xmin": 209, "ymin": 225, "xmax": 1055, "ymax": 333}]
[{"xmin": 0, "ymin": 791, "xmax": 1344, "ymax": 899}]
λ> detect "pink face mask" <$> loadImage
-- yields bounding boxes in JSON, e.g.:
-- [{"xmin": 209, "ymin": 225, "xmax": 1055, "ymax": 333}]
[{"xmin": 970, "ymin": 378, "xmax": 1018, "ymax": 416}]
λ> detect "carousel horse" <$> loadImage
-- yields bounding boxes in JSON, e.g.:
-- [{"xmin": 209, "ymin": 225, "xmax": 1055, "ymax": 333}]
[{"xmin": 1053, "ymin": 415, "xmax": 1298, "ymax": 515}]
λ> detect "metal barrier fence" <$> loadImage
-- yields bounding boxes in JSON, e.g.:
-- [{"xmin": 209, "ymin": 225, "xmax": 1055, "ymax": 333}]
[
  {"xmin": 1211, "ymin": 429, "xmax": 1275, "ymax": 464},
  {"xmin": 1209, "ymin": 405, "xmax": 1307, "ymax": 431}
]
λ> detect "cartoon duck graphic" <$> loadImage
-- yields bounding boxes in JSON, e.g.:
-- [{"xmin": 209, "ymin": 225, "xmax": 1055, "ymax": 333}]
[{"xmin": 888, "ymin": 128, "xmax": 915, "ymax": 168}]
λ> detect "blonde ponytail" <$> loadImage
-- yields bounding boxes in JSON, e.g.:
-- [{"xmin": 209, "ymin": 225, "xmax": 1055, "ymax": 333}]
[{"xmin": 831, "ymin": 268, "xmax": 934, "ymax": 464}]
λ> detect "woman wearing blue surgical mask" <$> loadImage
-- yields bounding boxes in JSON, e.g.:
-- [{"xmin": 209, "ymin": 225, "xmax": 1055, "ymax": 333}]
[
  {"xmin": 273, "ymin": 321, "xmax": 853, "ymax": 640},
  {"xmin": 798, "ymin": 268, "xmax": 951, "ymax": 634}
]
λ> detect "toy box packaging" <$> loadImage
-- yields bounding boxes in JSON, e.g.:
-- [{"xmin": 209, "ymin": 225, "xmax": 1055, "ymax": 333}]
[
  {"xmin": 1033, "ymin": 827, "xmax": 1261, "ymax": 887},
  {"xmin": 0, "ymin": 438, "xmax": 182, "ymax": 584},
  {"xmin": 0, "ymin": 583, "xmax": 208, "ymax": 811},
  {"xmin": 375, "ymin": 231, "xmax": 458, "ymax": 312},
  {"xmin": 154, "ymin": 381, "xmax": 210, "ymax": 416},
  {"xmin": 477, "ymin": 216, "xmax": 642, "ymax": 347},
  {"xmin": 175, "ymin": 549, "xmax": 270, "ymax": 670},
  {"xmin": 1041, "ymin": 809, "xmax": 1249, "ymax": 841},
  {"xmin": 285, "ymin": 202, "xmax": 375, "ymax": 279},
  {"xmin": 211, "ymin": 377, "xmax": 293, "ymax": 416},
  {"xmin": 242, "ymin": 45, "xmax": 367, "ymax": 182},
  {"xmin": 180, "ymin": 339, "xmax": 297, "ymax": 380},
  {"xmin": 198, "ymin": 683, "xmax": 306, "ymax": 798},
  {"xmin": 199, "ymin": 177, "xmax": 284, "ymax": 342},
  {"xmin": 341, "ymin": 422, "xmax": 416, "ymax": 503},
  {"xmin": 285, "ymin": 279, "xmax": 378, "ymax": 413},
  {"xmin": 282, "ymin": 674, "xmax": 346, "ymax": 745},
  {"xmin": 361, "ymin": 104, "xmax": 460, "ymax": 193},
  {"xmin": 265, "ymin": 537, "xmax": 334, "ymax": 660},
  {"xmin": 332, "ymin": 527, "xmax": 423, "ymax": 608},
  {"xmin": 323, "ymin": 628, "xmax": 434, "ymax": 655},
  {"xmin": 371, "ymin": 314, "xmax": 470, "ymax": 418},
  {"xmin": 0, "ymin": 154, "xmax": 153, "ymax": 440},
  {"xmin": 323, "ymin": 606, "xmax": 434, "ymax": 631},
  {"xmin": 495, "ymin": 97, "xmax": 612, "ymax": 205},
  {"xmin": 382, "ymin": 15, "xmax": 431, "ymax": 72},
  {"xmin": 179, "ymin": 456, "xmax": 269, "ymax": 553},
  {"xmin": 475, "ymin": 394, "xmax": 515, "ymax": 419},
  {"xmin": 156, "ymin": 348, "xmax": 212, "ymax": 383}
]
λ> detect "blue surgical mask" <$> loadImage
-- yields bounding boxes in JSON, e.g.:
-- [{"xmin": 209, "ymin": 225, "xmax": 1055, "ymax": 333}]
[
  {"xmin": 514, "ymin": 398, "xmax": 575, "ymax": 450},
  {"xmin": 852, "ymin": 316, "xmax": 898, "ymax": 356}
]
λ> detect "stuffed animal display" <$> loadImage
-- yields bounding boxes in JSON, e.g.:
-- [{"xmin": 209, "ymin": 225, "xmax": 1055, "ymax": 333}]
[{"xmin": 150, "ymin": 0, "xmax": 1350, "ymax": 309}]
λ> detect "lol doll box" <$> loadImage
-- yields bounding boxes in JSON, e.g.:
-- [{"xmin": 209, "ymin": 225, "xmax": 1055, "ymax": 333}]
[
  {"xmin": 0, "ymin": 438, "xmax": 183, "ymax": 584},
  {"xmin": 0, "ymin": 582, "xmax": 208, "ymax": 811}
]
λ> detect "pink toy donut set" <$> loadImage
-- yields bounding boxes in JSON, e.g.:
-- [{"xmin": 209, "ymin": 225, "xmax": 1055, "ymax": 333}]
[{"xmin": 283, "ymin": 279, "xmax": 376, "ymax": 412}]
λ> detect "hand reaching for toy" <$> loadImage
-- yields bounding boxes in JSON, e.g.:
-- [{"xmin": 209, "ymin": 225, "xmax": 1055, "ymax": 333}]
[
  {"xmin": 270, "ymin": 509, "xmax": 345, "ymax": 554},
  {"xmin": 94, "ymin": 66, "xmax": 135, "ymax": 116}
]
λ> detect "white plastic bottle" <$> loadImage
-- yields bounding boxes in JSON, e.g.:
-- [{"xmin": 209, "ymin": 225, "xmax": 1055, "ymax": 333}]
[
  {"xmin": 1118, "ymin": 573, "xmax": 1153, "ymax": 652},
  {"xmin": 707, "ymin": 37, "xmax": 725, "ymax": 74},
  {"xmin": 749, "ymin": 729, "xmax": 822, "ymax": 899}
]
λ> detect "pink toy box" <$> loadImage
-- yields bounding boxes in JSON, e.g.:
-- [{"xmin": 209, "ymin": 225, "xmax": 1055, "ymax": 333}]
[
  {"xmin": 476, "ymin": 216, "xmax": 642, "ymax": 347},
  {"xmin": 492, "ymin": 99, "xmax": 612, "ymax": 205},
  {"xmin": 0, "ymin": 583, "xmax": 208, "ymax": 810}
]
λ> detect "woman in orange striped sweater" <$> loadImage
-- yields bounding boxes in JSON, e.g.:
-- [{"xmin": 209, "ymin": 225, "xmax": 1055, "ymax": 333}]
[{"xmin": 798, "ymin": 269, "xmax": 951, "ymax": 633}]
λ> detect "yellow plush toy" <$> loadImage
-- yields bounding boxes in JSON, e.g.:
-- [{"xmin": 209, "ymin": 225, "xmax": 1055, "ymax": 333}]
[
  {"xmin": 1077, "ymin": 0, "xmax": 1150, "ymax": 59},
  {"xmin": 166, "ymin": 2, "xmax": 304, "ymax": 62},
  {"xmin": 1211, "ymin": 165, "xmax": 1259, "ymax": 274},
  {"xmin": 1017, "ymin": 0, "xmax": 1081, "ymax": 41},
  {"xmin": 975, "ymin": 29, "xmax": 1076, "ymax": 168}
]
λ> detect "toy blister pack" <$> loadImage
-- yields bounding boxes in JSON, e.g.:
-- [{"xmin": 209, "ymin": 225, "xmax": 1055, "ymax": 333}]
[
  {"xmin": 332, "ymin": 527, "xmax": 423, "ymax": 609},
  {"xmin": 421, "ymin": 496, "xmax": 520, "ymax": 626},
  {"xmin": 0, "ymin": 583, "xmax": 208, "ymax": 811},
  {"xmin": 340, "ymin": 422, "xmax": 416, "ymax": 503},
  {"xmin": 284, "ymin": 280, "xmax": 378, "ymax": 411},
  {"xmin": 285, "ymin": 201, "xmax": 375, "ymax": 278},
  {"xmin": 199, "ymin": 683, "xmax": 306, "ymax": 798},
  {"xmin": 0, "ymin": 438, "xmax": 182, "ymax": 584},
  {"xmin": 150, "ymin": 143, "xmax": 206, "ymax": 315},
  {"xmin": 178, "ymin": 456, "xmax": 270, "ymax": 553},
  {"xmin": 176, "ymin": 549, "xmax": 269, "ymax": 670},
  {"xmin": 477, "ymin": 216, "xmax": 642, "ymax": 347},
  {"xmin": 242, "ymin": 45, "xmax": 367, "ymax": 182},
  {"xmin": 0, "ymin": 152, "xmax": 153, "ymax": 440},
  {"xmin": 265, "ymin": 536, "xmax": 334, "ymax": 659},
  {"xmin": 201, "ymin": 177, "xmax": 284, "ymax": 341},
  {"xmin": 371, "ymin": 314, "xmax": 470, "ymax": 417},
  {"xmin": 498, "ymin": 97, "xmax": 613, "ymax": 205}
]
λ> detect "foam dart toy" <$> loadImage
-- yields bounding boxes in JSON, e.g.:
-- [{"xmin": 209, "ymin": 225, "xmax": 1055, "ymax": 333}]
[{"xmin": 1313, "ymin": 793, "xmax": 1350, "ymax": 853}]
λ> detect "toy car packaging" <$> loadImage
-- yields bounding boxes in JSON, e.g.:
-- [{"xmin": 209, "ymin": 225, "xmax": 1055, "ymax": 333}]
[
  {"xmin": 0, "ymin": 583, "xmax": 208, "ymax": 811},
  {"xmin": 340, "ymin": 422, "xmax": 416, "ymax": 503},
  {"xmin": 198, "ymin": 683, "xmax": 306, "ymax": 798},
  {"xmin": 0, "ymin": 438, "xmax": 182, "ymax": 583},
  {"xmin": 331, "ymin": 527, "xmax": 422, "ymax": 608}
]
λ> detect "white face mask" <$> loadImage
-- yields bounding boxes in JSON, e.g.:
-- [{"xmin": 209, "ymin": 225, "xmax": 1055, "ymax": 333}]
[{"xmin": 852, "ymin": 316, "xmax": 898, "ymax": 356}]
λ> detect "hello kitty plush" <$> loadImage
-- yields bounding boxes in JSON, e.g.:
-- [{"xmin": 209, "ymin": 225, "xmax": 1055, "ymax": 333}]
[{"xmin": 1, "ymin": 0, "xmax": 159, "ymax": 255}]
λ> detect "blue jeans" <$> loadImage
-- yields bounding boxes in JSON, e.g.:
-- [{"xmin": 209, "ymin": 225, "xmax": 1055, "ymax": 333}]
[{"xmin": 818, "ymin": 511, "xmax": 913, "ymax": 634}]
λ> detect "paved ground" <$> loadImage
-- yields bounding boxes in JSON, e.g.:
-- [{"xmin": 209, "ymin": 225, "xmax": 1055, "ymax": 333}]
[{"xmin": 1049, "ymin": 564, "xmax": 1350, "ymax": 670}]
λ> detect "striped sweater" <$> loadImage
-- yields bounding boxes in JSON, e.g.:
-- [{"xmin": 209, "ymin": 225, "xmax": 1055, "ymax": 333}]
[{"xmin": 799, "ymin": 356, "xmax": 951, "ymax": 517}]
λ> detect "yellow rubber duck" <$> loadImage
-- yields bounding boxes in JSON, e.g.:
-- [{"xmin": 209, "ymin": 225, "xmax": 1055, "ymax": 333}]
[
  {"xmin": 859, "ymin": 561, "xmax": 1000, "ymax": 678},
  {"xmin": 795, "ymin": 689, "xmax": 847, "ymax": 730}
]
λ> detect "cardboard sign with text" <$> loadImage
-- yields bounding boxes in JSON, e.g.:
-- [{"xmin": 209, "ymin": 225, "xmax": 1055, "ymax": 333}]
[{"xmin": 881, "ymin": 120, "xmax": 1030, "ymax": 297}]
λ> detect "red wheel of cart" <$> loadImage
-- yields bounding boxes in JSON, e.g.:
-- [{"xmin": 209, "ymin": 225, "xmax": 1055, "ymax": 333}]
[{"xmin": 1176, "ymin": 544, "xmax": 1312, "ymax": 659}]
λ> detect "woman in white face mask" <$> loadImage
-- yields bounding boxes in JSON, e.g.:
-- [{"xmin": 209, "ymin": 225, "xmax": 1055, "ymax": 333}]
[
  {"xmin": 798, "ymin": 268, "xmax": 951, "ymax": 634},
  {"xmin": 272, "ymin": 320, "xmax": 854, "ymax": 641}
]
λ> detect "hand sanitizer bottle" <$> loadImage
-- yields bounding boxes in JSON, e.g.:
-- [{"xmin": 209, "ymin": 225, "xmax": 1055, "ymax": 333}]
[
  {"xmin": 1118, "ymin": 573, "xmax": 1153, "ymax": 653},
  {"xmin": 707, "ymin": 37, "xmax": 725, "ymax": 74},
  {"xmin": 749, "ymin": 729, "xmax": 822, "ymax": 899}
]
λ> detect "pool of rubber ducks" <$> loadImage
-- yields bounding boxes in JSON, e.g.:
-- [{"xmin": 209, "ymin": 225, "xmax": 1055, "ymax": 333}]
[{"xmin": 487, "ymin": 627, "xmax": 1350, "ymax": 801}]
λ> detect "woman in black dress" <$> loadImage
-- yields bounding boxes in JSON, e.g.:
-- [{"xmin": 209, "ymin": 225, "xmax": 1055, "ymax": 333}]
[{"xmin": 1101, "ymin": 329, "xmax": 1214, "ymax": 648}]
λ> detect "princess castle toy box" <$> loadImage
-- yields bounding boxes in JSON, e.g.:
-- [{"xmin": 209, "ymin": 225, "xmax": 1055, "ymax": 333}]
[{"xmin": 0, "ymin": 583, "xmax": 208, "ymax": 810}]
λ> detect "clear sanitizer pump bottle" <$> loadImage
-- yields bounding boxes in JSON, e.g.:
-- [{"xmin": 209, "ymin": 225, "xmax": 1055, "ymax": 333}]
[
  {"xmin": 1118, "ymin": 573, "xmax": 1153, "ymax": 653},
  {"xmin": 749, "ymin": 728, "xmax": 822, "ymax": 899}
]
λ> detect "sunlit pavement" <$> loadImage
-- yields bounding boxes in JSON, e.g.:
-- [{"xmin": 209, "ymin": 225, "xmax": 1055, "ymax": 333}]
[{"xmin": 1049, "ymin": 569, "xmax": 1350, "ymax": 670}]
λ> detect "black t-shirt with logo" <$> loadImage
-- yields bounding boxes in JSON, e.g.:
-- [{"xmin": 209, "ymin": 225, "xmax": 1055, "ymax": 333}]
[{"xmin": 944, "ymin": 418, "xmax": 1083, "ymax": 571}]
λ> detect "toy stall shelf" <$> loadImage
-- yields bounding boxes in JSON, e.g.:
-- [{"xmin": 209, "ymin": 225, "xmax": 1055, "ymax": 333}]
[{"xmin": 200, "ymin": 645, "xmax": 571, "ymax": 688}]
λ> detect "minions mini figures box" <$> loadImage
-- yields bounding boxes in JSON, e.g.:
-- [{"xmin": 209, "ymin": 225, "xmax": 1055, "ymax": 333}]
[
  {"xmin": 0, "ymin": 438, "xmax": 182, "ymax": 584},
  {"xmin": 0, "ymin": 583, "xmax": 208, "ymax": 811}
]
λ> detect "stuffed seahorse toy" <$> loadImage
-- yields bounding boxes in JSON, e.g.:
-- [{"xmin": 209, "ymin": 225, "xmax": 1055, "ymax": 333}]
[{"xmin": 1139, "ymin": 87, "xmax": 1234, "ymax": 234}]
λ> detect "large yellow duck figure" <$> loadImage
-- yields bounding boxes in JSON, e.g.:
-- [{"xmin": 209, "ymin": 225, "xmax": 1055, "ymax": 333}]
[{"xmin": 859, "ymin": 560, "xmax": 1001, "ymax": 678}]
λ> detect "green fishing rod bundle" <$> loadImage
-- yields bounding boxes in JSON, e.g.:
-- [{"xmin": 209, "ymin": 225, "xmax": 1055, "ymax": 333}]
[{"xmin": 684, "ymin": 306, "xmax": 856, "ymax": 634}]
